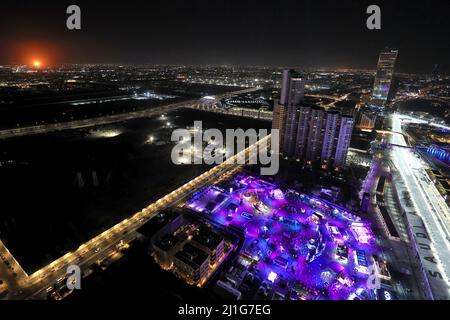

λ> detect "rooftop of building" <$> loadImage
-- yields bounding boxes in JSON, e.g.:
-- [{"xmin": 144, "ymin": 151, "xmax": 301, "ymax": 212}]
[
  {"xmin": 154, "ymin": 233, "xmax": 180, "ymax": 252},
  {"xmin": 192, "ymin": 228, "xmax": 224, "ymax": 251},
  {"xmin": 175, "ymin": 243, "xmax": 209, "ymax": 269}
]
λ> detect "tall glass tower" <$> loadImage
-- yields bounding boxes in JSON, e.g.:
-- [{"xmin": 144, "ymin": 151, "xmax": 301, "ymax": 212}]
[{"xmin": 371, "ymin": 48, "xmax": 398, "ymax": 108}]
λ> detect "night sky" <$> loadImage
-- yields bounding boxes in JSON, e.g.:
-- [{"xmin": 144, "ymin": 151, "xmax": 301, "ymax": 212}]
[{"xmin": 1, "ymin": 0, "xmax": 449, "ymax": 73}]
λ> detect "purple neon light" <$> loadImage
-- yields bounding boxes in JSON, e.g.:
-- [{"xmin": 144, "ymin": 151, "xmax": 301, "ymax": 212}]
[{"xmin": 186, "ymin": 175, "xmax": 382, "ymax": 300}]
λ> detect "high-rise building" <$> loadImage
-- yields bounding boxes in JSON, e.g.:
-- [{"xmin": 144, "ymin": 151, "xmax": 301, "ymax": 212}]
[
  {"xmin": 321, "ymin": 111, "xmax": 341, "ymax": 165},
  {"xmin": 280, "ymin": 70, "xmax": 306, "ymax": 156},
  {"xmin": 334, "ymin": 116, "xmax": 355, "ymax": 167},
  {"xmin": 294, "ymin": 106, "xmax": 312, "ymax": 159},
  {"xmin": 371, "ymin": 48, "xmax": 398, "ymax": 108},
  {"xmin": 272, "ymin": 99, "xmax": 286, "ymax": 152},
  {"xmin": 279, "ymin": 69, "xmax": 304, "ymax": 106},
  {"xmin": 305, "ymin": 107, "xmax": 325, "ymax": 163},
  {"xmin": 272, "ymin": 69, "xmax": 354, "ymax": 168}
]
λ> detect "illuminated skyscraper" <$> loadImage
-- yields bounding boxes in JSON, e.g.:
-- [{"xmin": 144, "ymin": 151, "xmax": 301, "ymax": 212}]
[
  {"xmin": 279, "ymin": 70, "xmax": 306, "ymax": 156},
  {"xmin": 305, "ymin": 107, "xmax": 325, "ymax": 163},
  {"xmin": 272, "ymin": 99, "xmax": 286, "ymax": 151},
  {"xmin": 321, "ymin": 111, "xmax": 341, "ymax": 165},
  {"xmin": 371, "ymin": 48, "xmax": 398, "ymax": 107},
  {"xmin": 293, "ymin": 106, "xmax": 312, "ymax": 159},
  {"xmin": 334, "ymin": 116, "xmax": 354, "ymax": 167}
]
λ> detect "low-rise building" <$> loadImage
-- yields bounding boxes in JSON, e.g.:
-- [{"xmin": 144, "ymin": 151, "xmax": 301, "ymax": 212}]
[
  {"xmin": 153, "ymin": 234, "xmax": 182, "ymax": 268},
  {"xmin": 192, "ymin": 228, "xmax": 224, "ymax": 266},
  {"xmin": 174, "ymin": 243, "xmax": 210, "ymax": 284}
]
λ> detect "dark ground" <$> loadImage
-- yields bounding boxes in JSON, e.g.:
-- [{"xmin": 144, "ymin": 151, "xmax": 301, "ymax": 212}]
[{"xmin": 0, "ymin": 108, "xmax": 270, "ymax": 273}]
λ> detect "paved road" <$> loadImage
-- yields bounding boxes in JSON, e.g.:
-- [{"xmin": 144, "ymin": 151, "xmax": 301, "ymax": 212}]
[
  {"xmin": 360, "ymin": 155, "xmax": 425, "ymax": 299},
  {"xmin": 0, "ymin": 88, "xmax": 260, "ymax": 140},
  {"xmin": 0, "ymin": 240, "xmax": 29, "ymax": 298},
  {"xmin": 389, "ymin": 113, "xmax": 450, "ymax": 284}
]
